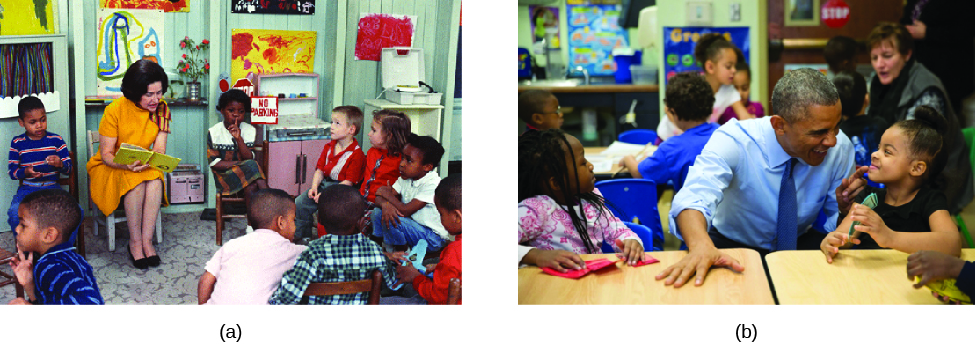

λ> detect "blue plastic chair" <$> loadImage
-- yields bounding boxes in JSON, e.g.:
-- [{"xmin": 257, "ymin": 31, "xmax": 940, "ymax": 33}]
[
  {"xmin": 602, "ymin": 222, "xmax": 663, "ymax": 253},
  {"xmin": 618, "ymin": 129, "xmax": 658, "ymax": 145},
  {"xmin": 595, "ymin": 179, "xmax": 663, "ymax": 250}
]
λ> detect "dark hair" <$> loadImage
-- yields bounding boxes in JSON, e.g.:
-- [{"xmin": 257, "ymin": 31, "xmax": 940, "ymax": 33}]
[
  {"xmin": 317, "ymin": 184, "xmax": 367, "ymax": 234},
  {"xmin": 120, "ymin": 59, "xmax": 169, "ymax": 104},
  {"xmin": 735, "ymin": 61, "xmax": 751, "ymax": 80},
  {"xmin": 17, "ymin": 96, "xmax": 45, "ymax": 119},
  {"xmin": 435, "ymin": 174, "xmax": 461, "ymax": 211},
  {"xmin": 333, "ymin": 106, "xmax": 364, "ymax": 136},
  {"xmin": 694, "ymin": 33, "xmax": 737, "ymax": 69},
  {"xmin": 832, "ymin": 70, "xmax": 867, "ymax": 118},
  {"xmin": 824, "ymin": 36, "xmax": 858, "ymax": 72},
  {"xmin": 21, "ymin": 188, "xmax": 82, "ymax": 243},
  {"xmin": 518, "ymin": 90, "xmax": 556, "ymax": 123},
  {"xmin": 373, "ymin": 109, "xmax": 411, "ymax": 157},
  {"xmin": 406, "ymin": 134, "xmax": 444, "ymax": 167},
  {"xmin": 664, "ymin": 72, "xmax": 714, "ymax": 122},
  {"xmin": 247, "ymin": 188, "xmax": 295, "ymax": 229},
  {"xmin": 894, "ymin": 106, "xmax": 946, "ymax": 179},
  {"xmin": 867, "ymin": 22, "xmax": 914, "ymax": 57},
  {"xmin": 518, "ymin": 129, "xmax": 611, "ymax": 254},
  {"xmin": 216, "ymin": 89, "xmax": 252, "ymax": 122}
]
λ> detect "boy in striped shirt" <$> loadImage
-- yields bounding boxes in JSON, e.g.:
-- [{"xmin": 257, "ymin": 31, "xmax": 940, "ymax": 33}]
[
  {"xmin": 8, "ymin": 189, "xmax": 103, "ymax": 305},
  {"xmin": 7, "ymin": 96, "xmax": 72, "ymax": 239}
]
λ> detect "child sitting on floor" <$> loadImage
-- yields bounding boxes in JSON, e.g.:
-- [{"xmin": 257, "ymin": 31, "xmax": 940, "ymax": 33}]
[
  {"xmin": 518, "ymin": 90, "xmax": 563, "ymax": 133},
  {"xmin": 389, "ymin": 174, "xmax": 463, "ymax": 305},
  {"xmin": 198, "ymin": 188, "xmax": 306, "ymax": 305},
  {"xmin": 518, "ymin": 129, "xmax": 645, "ymax": 272},
  {"xmin": 207, "ymin": 89, "xmax": 268, "ymax": 231},
  {"xmin": 269, "ymin": 185, "xmax": 398, "ymax": 305},
  {"xmin": 372, "ymin": 134, "xmax": 450, "ymax": 252},
  {"xmin": 618, "ymin": 72, "xmax": 719, "ymax": 193},
  {"xmin": 8, "ymin": 189, "xmax": 102, "ymax": 305},
  {"xmin": 821, "ymin": 106, "xmax": 960, "ymax": 263}
]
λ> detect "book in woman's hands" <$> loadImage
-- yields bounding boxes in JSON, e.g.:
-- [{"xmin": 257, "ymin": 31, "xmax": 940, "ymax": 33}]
[{"xmin": 113, "ymin": 143, "xmax": 181, "ymax": 173}]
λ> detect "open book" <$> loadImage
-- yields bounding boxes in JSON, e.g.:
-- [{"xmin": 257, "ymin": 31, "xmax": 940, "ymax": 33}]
[{"xmin": 113, "ymin": 143, "xmax": 181, "ymax": 173}]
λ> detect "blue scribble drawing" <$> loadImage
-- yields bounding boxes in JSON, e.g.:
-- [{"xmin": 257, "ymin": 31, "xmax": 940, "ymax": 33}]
[{"xmin": 96, "ymin": 10, "xmax": 163, "ymax": 94}]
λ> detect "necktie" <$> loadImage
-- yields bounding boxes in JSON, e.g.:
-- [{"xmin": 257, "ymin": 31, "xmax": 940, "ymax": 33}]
[{"xmin": 775, "ymin": 158, "xmax": 798, "ymax": 251}]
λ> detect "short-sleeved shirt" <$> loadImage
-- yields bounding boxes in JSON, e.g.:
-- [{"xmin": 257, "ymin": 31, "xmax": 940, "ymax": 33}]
[
  {"xmin": 709, "ymin": 84, "xmax": 742, "ymax": 123},
  {"xmin": 316, "ymin": 138, "xmax": 365, "ymax": 183},
  {"xmin": 206, "ymin": 122, "xmax": 257, "ymax": 166},
  {"xmin": 204, "ymin": 229, "xmax": 306, "ymax": 305},
  {"xmin": 392, "ymin": 171, "xmax": 448, "ymax": 240},
  {"xmin": 360, "ymin": 148, "xmax": 401, "ymax": 203},
  {"xmin": 852, "ymin": 185, "xmax": 948, "ymax": 249},
  {"xmin": 637, "ymin": 122, "xmax": 718, "ymax": 193}
]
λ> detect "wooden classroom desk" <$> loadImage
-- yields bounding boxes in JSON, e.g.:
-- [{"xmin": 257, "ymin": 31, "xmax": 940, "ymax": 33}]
[
  {"xmin": 766, "ymin": 249, "xmax": 975, "ymax": 305},
  {"xmin": 518, "ymin": 249, "xmax": 775, "ymax": 304}
]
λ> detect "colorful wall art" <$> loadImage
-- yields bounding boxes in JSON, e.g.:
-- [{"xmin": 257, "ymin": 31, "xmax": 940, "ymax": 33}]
[
  {"xmin": 355, "ymin": 13, "xmax": 416, "ymax": 61},
  {"xmin": 230, "ymin": 29, "xmax": 316, "ymax": 83},
  {"xmin": 100, "ymin": 0, "xmax": 189, "ymax": 13},
  {"xmin": 231, "ymin": 0, "xmax": 314, "ymax": 15},
  {"xmin": 0, "ymin": 0, "xmax": 58, "ymax": 35},
  {"xmin": 95, "ymin": 9, "xmax": 164, "ymax": 96}
]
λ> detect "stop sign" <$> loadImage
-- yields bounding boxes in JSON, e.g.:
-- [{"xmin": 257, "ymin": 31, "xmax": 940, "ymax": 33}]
[{"xmin": 822, "ymin": 0, "xmax": 850, "ymax": 29}]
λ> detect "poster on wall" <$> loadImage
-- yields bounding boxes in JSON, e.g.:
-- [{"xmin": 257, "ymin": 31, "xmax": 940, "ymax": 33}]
[
  {"xmin": 785, "ymin": 0, "xmax": 819, "ymax": 26},
  {"xmin": 0, "ymin": 0, "xmax": 58, "ymax": 35},
  {"xmin": 662, "ymin": 27, "xmax": 749, "ymax": 84},
  {"xmin": 528, "ymin": 5, "xmax": 560, "ymax": 49},
  {"xmin": 230, "ymin": 29, "xmax": 316, "ymax": 84},
  {"xmin": 566, "ymin": 3, "xmax": 628, "ymax": 77},
  {"xmin": 231, "ymin": 0, "xmax": 315, "ymax": 15},
  {"xmin": 354, "ymin": 13, "xmax": 416, "ymax": 61},
  {"xmin": 100, "ymin": 0, "xmax": 190, "ymax": 13},
  {"xmin": 96, "ymin": 9, "xmax": 165, "ymax": 96}
]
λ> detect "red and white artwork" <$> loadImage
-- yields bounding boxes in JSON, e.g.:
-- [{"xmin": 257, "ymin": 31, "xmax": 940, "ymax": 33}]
[{"xmin": 354, "ymin": 13, "xmax": 417, "ymax": 61}]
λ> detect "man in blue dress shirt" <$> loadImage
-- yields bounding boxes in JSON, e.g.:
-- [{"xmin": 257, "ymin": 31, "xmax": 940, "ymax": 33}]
[{"xmin": 657, "ymin": 69, "xmax": 867, "ymax": 288}]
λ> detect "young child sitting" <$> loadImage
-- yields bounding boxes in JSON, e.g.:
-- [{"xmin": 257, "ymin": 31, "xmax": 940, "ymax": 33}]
[
  {"xmin": 394, "ymin": 174, "xmax": 462, "ymax": 305},
  {"xmin": 360, "ymin": 109, "xmax": 411, "ymax": 204},
  {"xmin": 619, "ymin": 72, "xmax": 718, "ymax": 193},
  {"xmin": 834, "ymin": 70, "xmax": 887, "ymax": 169},
  {"xmin": 198, "ymin": 188, "xmax": 306, "ymax": 305},
  {"xmin": 207, "ymin": 89, "xmax": 268, "ymax": 231},
  {"xmin": 824, "ymin": 35, "xmax": 858, "ymax": 78},
  {"xmin": 821, "ymin": 106, "xmax": 960, "ymax": 263},
  {"xmin": 717, "ymin": 61, "xmax": 764, "ymax": 125},
  {"xmin": 294, "ymin": 106, "xmax": 366, "ymax": 242},
  {"xmin": 519, "ymin": 129, "xmax": 645, "ymax": 272},
  {"xmin": 269, "ymin": 184, "xmax": 398, "ymax": 305},
  {"xmin": 8, "ymin": 189, "xmax": 102, "ymax": 305},
  {"xmin": 7, "ymin": 96, "xmax": 72, "ymax": 241},
  {"xmin": 518, "ymin": 90, "xmax": 563, "ymax": 132},
  {"xmin": 371, "ymin": 134, "xmax": 449, "ymax": 251}
]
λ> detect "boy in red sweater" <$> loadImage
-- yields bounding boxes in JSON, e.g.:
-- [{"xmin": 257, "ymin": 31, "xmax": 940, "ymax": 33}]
[{"xmin": 394, "ymin": 174, "xmax": 461, "ymax": 304}]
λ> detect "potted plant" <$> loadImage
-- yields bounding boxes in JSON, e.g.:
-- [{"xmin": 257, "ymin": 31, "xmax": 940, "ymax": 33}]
[{"xmin": 176, "ymin": 36, "xmax": 209, "ymax": 101}]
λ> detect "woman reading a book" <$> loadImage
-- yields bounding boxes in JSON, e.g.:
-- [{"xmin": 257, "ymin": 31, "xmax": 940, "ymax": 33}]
[{"xmin": 87, "ymin": 59, "xmax": 171, "ymax": 269}]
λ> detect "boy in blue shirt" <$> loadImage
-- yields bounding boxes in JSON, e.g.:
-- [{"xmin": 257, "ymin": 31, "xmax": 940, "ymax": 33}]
[
  {"xmin": 619, "ymin": 72, "xmax": 718, "ymax": 193},
  {"xmin": 7, "ymin": 96, "xmax": 72, "ymax": 238},
  {"xmin": 8, "ymin": 189, "xmax": 103, "ymax": 305}
]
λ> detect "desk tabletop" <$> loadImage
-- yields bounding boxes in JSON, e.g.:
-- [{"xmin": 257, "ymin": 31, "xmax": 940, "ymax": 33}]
[
  {"xmin": 518, "ymin": 249, "xmax": 775, "ymax": 304},
  {"xmin": 766, "ymin": 249, "xmax": 975, "ymax": 305},
  {"xmin": 585, "ymin": 145, "xmax": 657, "ymax": 176}
]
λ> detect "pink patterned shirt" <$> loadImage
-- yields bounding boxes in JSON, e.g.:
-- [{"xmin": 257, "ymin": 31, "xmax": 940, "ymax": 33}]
[{"xmin": 518, "ymin": 190, "xmax": 641, "ymax": 257}]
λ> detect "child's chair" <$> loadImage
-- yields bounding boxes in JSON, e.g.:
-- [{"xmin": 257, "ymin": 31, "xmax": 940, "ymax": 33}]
[
  {"xmin": 447, "ymin": 278, "xmax": 461, "ymax": 305},
  {"xmin": 618, "ymin": 129, "xmax": 658, "ymax": 145},
  {"xmin": 87, "ymin": 130, "xmax": 163, "ymax": 252},
  {"xmin": 214, "ymin": 140, "xmax": 269, "ymax": 246},
  {"xmin": 0, "ymin": 248, "xmax": 25, "ymax": 298},
  {"xmin": 594, "ymin": 179, "xmax": 664, "ymax": 249},
  {"xmin": 957, "ymin": 127, "xmax": 975, "ymax": 248},
  {"xmin": 301, "ymin": 269, "xmax": 383, "ymax": 304},
  {"xmin": 601, "ymin": 221, "xmax": 663, "ymax": 253},
  {"xmin": 18, "ymin": 151, "xmax": 84, "ymax": 257}
]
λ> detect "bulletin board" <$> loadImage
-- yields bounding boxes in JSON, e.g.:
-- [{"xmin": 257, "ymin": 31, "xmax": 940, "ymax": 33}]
[
  {"xmin": 566, "ymin": 3, "xmax": 628, "ymax": 77},
  {"xmin": 662, "ymin": 27, "xmax": 749, "ymax": 84}
]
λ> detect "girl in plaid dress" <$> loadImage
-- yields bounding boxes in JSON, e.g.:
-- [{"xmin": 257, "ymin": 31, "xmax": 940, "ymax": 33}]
[{"xmin": 207, "ymin": 89, "xmax": 267, "ymax": 212}]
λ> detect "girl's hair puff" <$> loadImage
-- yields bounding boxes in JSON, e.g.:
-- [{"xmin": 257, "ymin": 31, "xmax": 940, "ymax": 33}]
[
  {"xmin": 519, "ymin": 129, "xmax": 614, "ymax": 254},
  {"xmin": 373, "ymin": 109, "xmax": 411, "ymax": 157},
  {"xmin": 894, "ymin": 106, "xmax": 946, "ymax": 179},
  {"xmin": 694, "ymin": 33, "xmax": 737, "ymax": 69}
]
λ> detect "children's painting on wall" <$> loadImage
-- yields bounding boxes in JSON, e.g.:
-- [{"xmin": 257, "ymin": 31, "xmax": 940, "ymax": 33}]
[
  {"xmin": 100, "ymin": 0, "xmax": 190, "ymax": 13},
  {"xmin": 355, "ymin": 13, "xmax": 416, "ymax": 61},
  {"xmin": 231, "ymin": 0, "xmax": 314, "ymax": 15},
  {"xmin": 0, "ymin": 0, "xmax": 58, "ymax": 35},
  {"xmin": 96, "ymin": 9, "xmax": 165, "ymax": 96},
  {"xmin": 230, "ymin": 29, "xmax": 316, "ymax": 84}
]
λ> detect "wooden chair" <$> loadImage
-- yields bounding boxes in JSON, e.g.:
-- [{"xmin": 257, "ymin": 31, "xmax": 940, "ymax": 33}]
[
  {"xmin": 447, "ymin": 277, "xmax": 462, "ymax": 305},
  {"xmin": 301, "ymin": 269, "xmax": 383, "ymax": 304},
  {"xmin": 214, "ymin": 140, "xmax": 269, "ymax": 246},
  {"xmin": 0, "ymin": 247, "xmax": 25, "ymax": 299},
  {"xmin": 18, "ymin": 151, "xmax": 84, "ymax": 258},
  {"xmin": 87, "ymin": 130, "xmax": 163, "ymax": 252}
]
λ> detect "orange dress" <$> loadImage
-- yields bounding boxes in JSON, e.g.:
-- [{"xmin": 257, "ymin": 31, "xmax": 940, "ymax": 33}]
[{"xmin": 87, "ymin": 97, "xmax": 170, "ymax": 216}]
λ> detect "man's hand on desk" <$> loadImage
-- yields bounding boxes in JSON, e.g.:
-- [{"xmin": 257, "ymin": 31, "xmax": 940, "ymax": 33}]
[{"xmin": 655, "ymin": 245, "xmax": 744, "ymax": 287}]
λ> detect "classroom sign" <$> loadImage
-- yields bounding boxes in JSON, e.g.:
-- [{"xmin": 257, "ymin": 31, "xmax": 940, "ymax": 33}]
[
  {"xmin": 250, "ymin": 96, "xmax": 278, "ymax": 124},
  {"xmin": 566, "ymin": 3, "xmax": 628, "ymax": 77},
  {"xmin": 662, "ymin": 27, "xmax": 749, "ymax": 84},
  {"xmin": 231, "ymin": 0, "xmax": 315, "ymax": 15},
  {"xmin": 96, "ymin": 9, "xmax": 165, "ymax": 96}
]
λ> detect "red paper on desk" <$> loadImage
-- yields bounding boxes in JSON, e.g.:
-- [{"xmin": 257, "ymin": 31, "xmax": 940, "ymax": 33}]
[
  {"xmin": 542, "ymin": 258, "xmax": 617, "ymax": 279},
  {"xmin": 630, "ymin": 253, "xmax": 660, "ymax": 267}
]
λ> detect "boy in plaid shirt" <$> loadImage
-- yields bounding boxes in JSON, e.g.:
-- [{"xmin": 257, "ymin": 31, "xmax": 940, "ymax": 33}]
[{"xmin": 269, "ymin": 184, "xmax": 398, "ymax": 304}]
